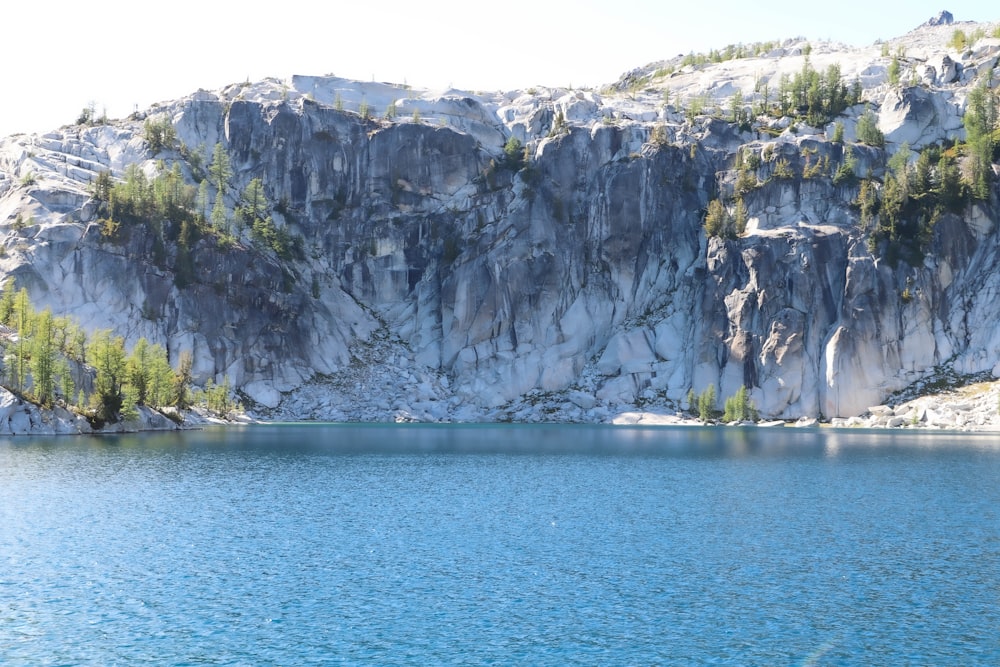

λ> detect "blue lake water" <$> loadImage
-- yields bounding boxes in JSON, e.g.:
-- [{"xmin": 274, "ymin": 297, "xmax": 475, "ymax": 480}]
[{"xmin": 1, "ymin": 424, "xmax": 999, "ymax": 665}]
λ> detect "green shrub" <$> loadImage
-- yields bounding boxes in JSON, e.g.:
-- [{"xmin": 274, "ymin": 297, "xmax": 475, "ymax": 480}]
[
  {"xmin": 772, "ymin": 158, "xmax": 795, "ymax": 179},
  {"xmin": 949, "ymin": 29, "xmax": 967, "ymax": 51}
]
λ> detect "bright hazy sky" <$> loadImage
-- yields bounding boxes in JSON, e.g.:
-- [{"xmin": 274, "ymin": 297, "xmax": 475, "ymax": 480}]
[{"xmin": 1, "ymin": 1, "xmax": 995, "ymax": 138}]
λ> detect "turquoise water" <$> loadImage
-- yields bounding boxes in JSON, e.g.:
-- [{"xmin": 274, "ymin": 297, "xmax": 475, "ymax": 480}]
[{"xmin": 1, "ymin": 424, "xmax": 999, "ymax": 665}]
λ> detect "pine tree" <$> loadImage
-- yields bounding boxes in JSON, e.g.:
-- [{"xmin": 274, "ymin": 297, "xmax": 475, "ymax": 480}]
[
  {"xmin": 0, "ymin": 278, "xmax": 16, "ymax": 325},
  {"xmin": 237, "ymin": 177, "xmax": 268, "ymax": 229},
  {"xmin": 197, "ymin": 179, "xmax": 210, "ymax": 222},
  {"xmin": 734, "ymin": 198, "xmax": 748, "ymax": 236},
  {"xmin": 208, "ymin": 142, "xmax": 232, "ymax": 196},
  {"xmin": 856, "ymin": 107, "xmax": 884, "ymax": 147},
  {"xmin": 172, "ymin": 351, "xmax": 193, "ymax": 409},
  {"xmin": 723, "ymin": 385, "xmax": 758, "ymax": 422},
  {"xmin": 887, "ymin": 56, "xmax": 901, "ymax": 86},
  {"xmin": 147, "ymin": 344, "xmax": 174, "ymax": 408},
  {"xmin": 211, "ymin": 195, "xmax": 228, "ymax": 232},
  {"xmin": 30, "ymin": 309, "xmax": 55, "ymax": 405},
  {"xmin": 730, "ymin": 90, "xmax": 744, "ymax": 123},
  {"xmin": 849, "ymin": 77, "xmax": 862, "ymax": 107},
  {"xmin": 704, "ymin": 199, "xmax": 727, "ymax": 237},
  {"xmin": 126, "ymin": 337, "xmax": 152, "ymax": 405},
  {"xmin": 89, "ymin": 329, "xmax": 127, "ymax": 421},
  {"xmin": 963, "ymin": 80, "xmax": 998, "ymax": 200},
  {"xmin": 13, "ymin": 288, "xmax": 33, "ymax": 393},
  {"xmin": 697, "ymin": 384, "xmax": 717, "ymax": 422},
  {"xmin": 56, "ymin": 358, "xmax": 74, "ymax": 405},
  {"xmin": 856, "ymin": 178, "xmax": 879, "ymax": 232},
  {"xmin": 71, "ymin": 327, "xmax": 88, "ymax": 364},
  {"xmin": 936, "ymin": 153, "xmax": 963, "ymax": 212},
  {"xmin": 832, "ymin": 122, "xmax": 845, "ymax": 144}
]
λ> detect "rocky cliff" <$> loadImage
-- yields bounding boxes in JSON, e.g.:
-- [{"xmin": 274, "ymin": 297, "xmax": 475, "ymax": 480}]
[{"xmin": 0, "ymin": 15, "xmax": 998, "ymax": 422}]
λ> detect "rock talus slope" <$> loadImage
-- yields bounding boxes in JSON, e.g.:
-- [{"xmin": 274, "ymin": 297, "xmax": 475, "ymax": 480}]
[{"xmin": 1, "ymin": 15, "xmax": 999, "ymax": 423}]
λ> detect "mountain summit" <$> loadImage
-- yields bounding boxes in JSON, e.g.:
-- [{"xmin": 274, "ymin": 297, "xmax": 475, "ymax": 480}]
[{"xmin": 923, "ymin": 10, "xmax": 954, "ymax": 28}]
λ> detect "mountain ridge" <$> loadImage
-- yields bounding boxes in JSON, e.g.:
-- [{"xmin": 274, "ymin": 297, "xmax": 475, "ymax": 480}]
[{"xmin": 0, "ymin": 13, "xmax": 998, "ymax": 430}]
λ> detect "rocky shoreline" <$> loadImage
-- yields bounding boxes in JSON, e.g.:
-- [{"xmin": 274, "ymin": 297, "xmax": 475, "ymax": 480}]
[
  {"xmin": 614, "ymin": 380, "xmax": 1000, "ymax": 432},
  {"xmin": 4, "ymin": 378, "xmax": 999, "ymax": 437},
  {"xmin": 0, "ymin": 387, "xmax": 231, "ymax": 436}
]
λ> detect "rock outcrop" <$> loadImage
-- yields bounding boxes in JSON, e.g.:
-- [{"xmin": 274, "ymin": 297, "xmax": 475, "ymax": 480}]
[
  {"xmin": 0, "ymin": 15, "xmax": 999, "ymax": 423},
  {"xmin": 0, "ymin": 387, "xmax": 187, "ymax": 435}
]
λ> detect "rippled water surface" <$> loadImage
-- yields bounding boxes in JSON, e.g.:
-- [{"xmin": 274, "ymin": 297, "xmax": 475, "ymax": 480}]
[{"xmin": 2, "ymin": 424, "xmax": 999, "ymax": 665}]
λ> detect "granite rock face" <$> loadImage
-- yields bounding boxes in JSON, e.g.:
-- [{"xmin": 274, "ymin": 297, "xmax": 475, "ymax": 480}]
[{"xmin": 0, "ymin": 16, "xmax": 998, "ymax": 421}]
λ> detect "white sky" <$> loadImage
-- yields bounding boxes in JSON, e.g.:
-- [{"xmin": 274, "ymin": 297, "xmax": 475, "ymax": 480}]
[{"xmin": 1, "ymin": 1, "xmax": 995, "ymax": 138}]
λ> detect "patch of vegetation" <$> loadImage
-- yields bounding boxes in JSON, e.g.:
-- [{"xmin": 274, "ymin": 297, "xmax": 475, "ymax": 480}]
[
  {"xmin": 887, "ymin": 55, "xmax": 902, "ymax": 86},
  {"xmin": 771, "ymin": 58, "xmax": 856, "ymax": 127},
  {"xmin": 963, "ymin": 77, "xmax": 1000, "ymax": 200},
  {"xmin": 704, "ymin": 197, "xmax": 748, "ymax": 239},
  {"xmin": 677, "ymin": 39, "xmax": 782, "ymax": 70},
  {"xmin": 722, "ymin": 385, "xmax": 759, "ymax": 422},
  {"xmin": 0, "ymin": 279, "xmax": 193, "ymax": 423},
  {"xmin": 144, "ymin": 116, "xmax": 177, "ymax": 154},
  {"xmin": 695, "ymin": 384, "xmax": 717, "ymax": 422},
  {"xmin": 949, "ymin": 27, "xmax": 989, "ymax": 51},
  {"xmin": 76, "ymin": 101, "xmax": 108, "ymax": 126},
  {"xmin": 772, "ymin": 158, "xmax": 795, "ymax": 179},
  {"xmin": 832, "ymin": 145, "xmax": 857, "ymax": 186},
  {"xmin": 548, "ymin": 110, "xmax": 568, "ymax": 137},
  {"xmin": 502, "ymin": 136, "xmax": 526, "ymax": 170},
  {"xmin": 855, "ymin": 106, "xmax": 884, "ymax": 147},
  {"xmin": 192, "ymin": 375, "xmax": 240, "ymax": 418},
  {"xmin": 92, "ymin": 146, "xmax": 303, "ymax": 265},
  {"xmin": 859, "ymin": 141, "xmax": 967, "ymax": 265},
  {"xmin": 649, "ymin": 124, "xmax": 669, "ymax": 146}
]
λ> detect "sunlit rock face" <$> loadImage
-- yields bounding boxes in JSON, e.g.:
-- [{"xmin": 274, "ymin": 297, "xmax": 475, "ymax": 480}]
[{"xmin": 1, "ymin": 15, "xmax": 999, "ymax": 421}]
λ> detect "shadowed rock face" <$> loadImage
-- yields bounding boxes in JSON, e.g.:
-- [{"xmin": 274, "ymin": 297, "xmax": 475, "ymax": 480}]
[{"xmin": 2, "ymin": 33, "xmax": 1000, "ymax": 420}]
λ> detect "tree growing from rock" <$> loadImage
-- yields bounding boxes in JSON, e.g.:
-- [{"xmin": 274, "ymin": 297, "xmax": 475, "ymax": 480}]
[
  {"xmin": 208, "ymin": 142, "xmax": 233, "ymax": 197},
  {"xmin": 856, "ymin": 107, "xmax": 884, "ymax": 147}
]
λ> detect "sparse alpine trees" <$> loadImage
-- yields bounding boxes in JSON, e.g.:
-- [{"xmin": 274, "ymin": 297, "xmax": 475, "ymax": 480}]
[{"xmin": 964, "ymin": 78, "xmax": 999, "ymax": 200}]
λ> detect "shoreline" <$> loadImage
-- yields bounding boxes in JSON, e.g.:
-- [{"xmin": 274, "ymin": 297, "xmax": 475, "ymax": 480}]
[{"xmin": 3, "ymin": 379, "xmax": 999, "ymax": 437}]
